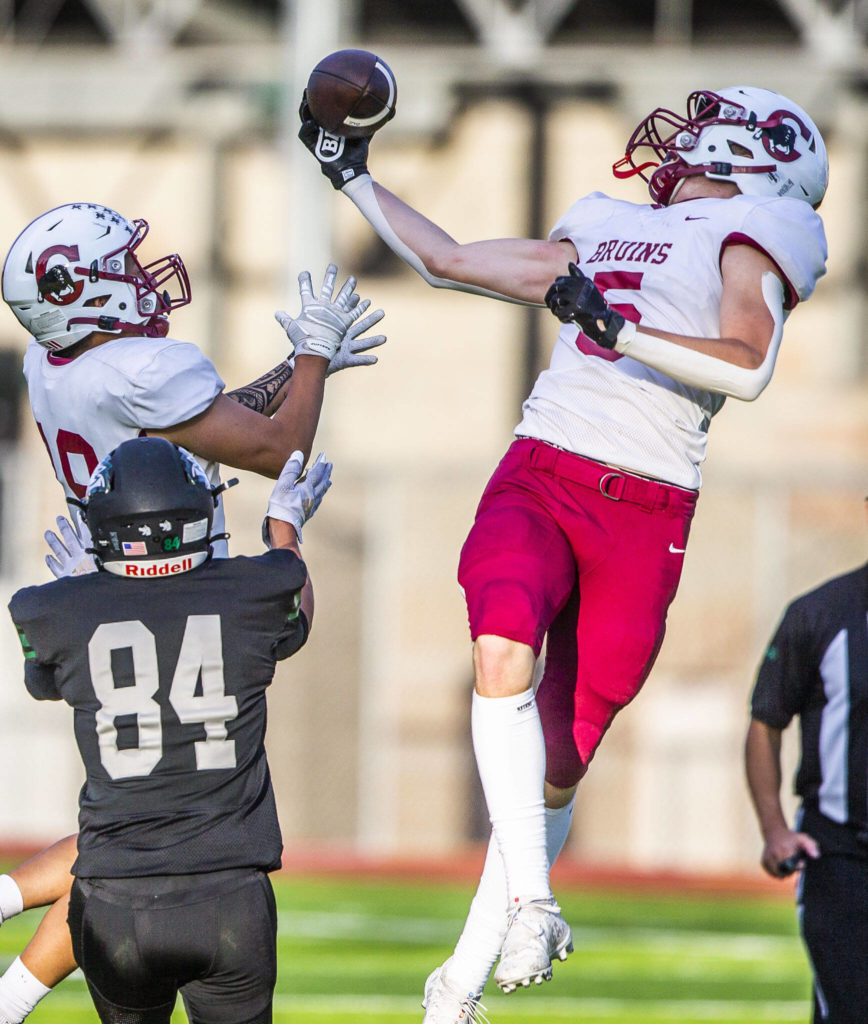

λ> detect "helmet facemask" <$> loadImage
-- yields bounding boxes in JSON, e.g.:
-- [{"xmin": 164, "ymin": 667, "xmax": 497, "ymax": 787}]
[{"xmin": 614, "ymin": 87, "xmax": 828, "ymax": 209}]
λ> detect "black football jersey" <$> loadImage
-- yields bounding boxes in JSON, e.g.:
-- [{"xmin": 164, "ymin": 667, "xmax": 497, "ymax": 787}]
[{"xmin": 9, "ymin": 549, "xmax": 308, "ymax": 877}]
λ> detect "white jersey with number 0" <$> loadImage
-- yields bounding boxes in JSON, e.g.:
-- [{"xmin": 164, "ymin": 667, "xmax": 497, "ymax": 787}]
[
  {"xmin": 515, "ymin": 192, "xmax": 827, "ymax": 489},
  {"xmin": 24, "ymin": 334, "xmax": 229, "ymax": 555}
]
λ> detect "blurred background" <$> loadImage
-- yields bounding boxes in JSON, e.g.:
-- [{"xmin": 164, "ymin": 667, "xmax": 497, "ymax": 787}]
[{"xmin": 0, "ymin": 0, "xmax": 865, "ymax": 879}]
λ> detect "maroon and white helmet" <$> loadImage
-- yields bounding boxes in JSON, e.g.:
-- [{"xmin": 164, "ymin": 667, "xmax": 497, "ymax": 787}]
[
  {"xmin": 1, "ymin": 203, "xmax": 191, "ymax": 351},
  {"xmin": 614, "ymin": 86, "xmax": 828, "ymax": 209}
]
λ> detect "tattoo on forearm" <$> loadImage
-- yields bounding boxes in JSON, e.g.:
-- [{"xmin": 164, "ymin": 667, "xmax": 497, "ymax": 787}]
[{"xmin": 227, "ymin": 360, "xmax": 293, "ymax": 414}]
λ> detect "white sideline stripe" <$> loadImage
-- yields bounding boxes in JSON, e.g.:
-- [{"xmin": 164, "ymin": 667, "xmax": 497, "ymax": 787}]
[
  {"xmin": 20, "ymin": 992, "xmax": 809, "ymax": 1020},
  {"xmin": 276, "ymin": 910, "xmax": 799, "ymax": 956}
]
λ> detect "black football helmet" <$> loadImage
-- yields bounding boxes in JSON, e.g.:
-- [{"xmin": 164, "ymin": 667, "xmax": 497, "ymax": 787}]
[{"xmin": 82, "ymin": 437, "xmax": 219, "ymax": 578}]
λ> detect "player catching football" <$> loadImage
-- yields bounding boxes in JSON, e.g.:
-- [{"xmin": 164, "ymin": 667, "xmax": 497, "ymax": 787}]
[
  {"xmin": 299, "ymin": 85, "xmax": 828, "ymax": 1023},
  {"xmin": 9, "ymin": 436, "xmax": 331, "ymax": 1024},
  {"xmin": 0, "ymin": 202, "xmax": 384, "ymax": 1023}
]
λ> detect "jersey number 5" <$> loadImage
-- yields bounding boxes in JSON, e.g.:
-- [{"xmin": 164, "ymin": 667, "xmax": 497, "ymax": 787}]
[
  {"xmin": 574, "ymin": 271, "xmax": 643, "ymax": 362},
  {"xmin": 88, "ymin": 615, "xmax": 238, "ymax": 780}
]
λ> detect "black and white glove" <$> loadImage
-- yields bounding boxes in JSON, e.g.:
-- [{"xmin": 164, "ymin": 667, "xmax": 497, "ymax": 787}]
[
  {"xmin": 275, "ymin": 264, "xmax": 379, "ymax": 364},
  {"xmin": 298, "ymin": 95, "xmax": 371, "ymax": 191},
  {"xmin": 45, "ymin": 513, "xmax": 97, "ymax": 578},
  {"xmin": 326, "ymin": 307, "xmax": 386, "ymax": 376},
  {"xmin": 544, "ymin": 262, "xmax": 625, "ymax": 349},
  {"xmin": 265, "ymin": 450, "xmax": 332, "ymax": 544}
]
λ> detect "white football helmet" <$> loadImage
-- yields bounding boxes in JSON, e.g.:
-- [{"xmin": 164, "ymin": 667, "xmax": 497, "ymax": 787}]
[
  {"xmin": 614, "ymin": 86, "xmax": 828, "ymax": 209},
  {"xmin": 1, "ymin": 203, "xmax": 190, "ymax": 351}
]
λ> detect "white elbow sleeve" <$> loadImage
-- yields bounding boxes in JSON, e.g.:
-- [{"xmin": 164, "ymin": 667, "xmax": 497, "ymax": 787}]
[
  {"xmin": 614, "ymin": 273, "xmax": 785, "ymax": 402},
  {"xmin": 341, "ymin": 174, "xmax": 524, "ymax": 304}
]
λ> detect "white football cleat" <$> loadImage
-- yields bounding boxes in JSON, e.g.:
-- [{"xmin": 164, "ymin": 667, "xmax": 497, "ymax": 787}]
[
  {"xmin": 493, "ymin": 898, "xmax": 573, "ymax": 994},
  {"xmin": 422, "ymin": 958, "xmax": 490, "ymax": 1024}
]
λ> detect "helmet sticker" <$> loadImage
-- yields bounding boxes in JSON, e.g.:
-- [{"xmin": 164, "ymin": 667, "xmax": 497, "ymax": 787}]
[
  {"xmin": 183, "ymin": 519, "xmax": 209, "ymax": 543},
  {"xmin": 35, "ymin": 245, "xmax": 82, "ymax": 305}
]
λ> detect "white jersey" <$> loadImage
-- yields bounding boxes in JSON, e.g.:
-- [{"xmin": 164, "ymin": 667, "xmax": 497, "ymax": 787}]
[
  {"xmin": 516, "ymin": 192, "xmax": 827, "ymax": 489},
  {"xmin": 24, "ymin": 334, "xmax": 230, "ymax": 556}
]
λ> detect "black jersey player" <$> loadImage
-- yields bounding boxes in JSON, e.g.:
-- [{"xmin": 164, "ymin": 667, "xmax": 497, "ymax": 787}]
[{"xmin": 8, "ymin": 436, "xmax": 331, "ymax": 1024}]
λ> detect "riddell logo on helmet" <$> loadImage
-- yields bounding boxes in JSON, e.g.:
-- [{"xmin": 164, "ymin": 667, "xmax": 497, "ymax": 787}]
[{"xmin": 123, "ymin": 556, "xmax": 193, "ymax": 577}]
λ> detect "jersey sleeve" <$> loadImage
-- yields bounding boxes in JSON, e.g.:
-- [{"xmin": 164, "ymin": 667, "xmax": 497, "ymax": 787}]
[
  {"xmin": 548, "ymin": 193, "xmax": 616, "ymax": 253},
  {"xmin": 24, "ymin": 660, "xmax": 61, "ymax": 701},
  {"xmin": 8, "ymin": 586, "xmax": 62, "ymax": 701},
  {"xmin": 126, "ymin": 341, "xmax": 224, "ymax": 430},
  {"xmin": 750, "ymin": 601, "xmax": 813, "ymax": 728},
  {"xmin": 245, "ymin": 549, "xmax": 310, "ymax": 660},
  {"xmin": 725, "ymin": 197, "xmax": 827, "ymax": 308}
]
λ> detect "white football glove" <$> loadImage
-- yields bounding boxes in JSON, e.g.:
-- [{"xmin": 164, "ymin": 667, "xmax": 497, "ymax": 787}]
[
  {"xmin": 275, "ymin": 264, "xmax": 381, "ymax": 364},
  {"xmin": 326, "ymin": 307, "xmax": 386, "ymax": 376},
  {"xmin": 45, "ymin": 513, "xmax": 97, "ymax": 578},
  {"xmin": 265, "ymin": 450, "xmax": 332, "ymax": 543}
]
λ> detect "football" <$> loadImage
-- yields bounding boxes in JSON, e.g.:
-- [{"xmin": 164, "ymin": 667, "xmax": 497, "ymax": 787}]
[{"xmin": 306, "ymin": 49, "xmax": 397, "ymax": 138}]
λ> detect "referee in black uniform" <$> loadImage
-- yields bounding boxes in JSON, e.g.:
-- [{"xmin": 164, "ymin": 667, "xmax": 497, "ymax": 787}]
[
  {"xmin": 8, "ymin": 436, "xmax": 331, "ymax": 1024},
  {"xmin": 745, "ymin": 528, "xmax": 868, "ymax": 1024}
]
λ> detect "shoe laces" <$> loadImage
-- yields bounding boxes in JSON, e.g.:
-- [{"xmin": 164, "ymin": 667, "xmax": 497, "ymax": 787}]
[
  {"xmin": 426, "ymin": 973, "xmax": 490, "ymax": 1024},
  {"xmin": 505, "ymin": 898, "xmax": 561, "ymax": 938}
]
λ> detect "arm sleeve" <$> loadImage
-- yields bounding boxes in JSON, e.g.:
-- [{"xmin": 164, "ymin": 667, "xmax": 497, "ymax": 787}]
[
  {"xmin": 129, "ymin": 343, "xmax": 225, "ymax": 429},
  {"xmin": 614, "ymin": 272, "xmax": 785, "ymax": 401},
  {"xmin": 342, "ymin": 174, "xmax": 530, "ymax": 305}
]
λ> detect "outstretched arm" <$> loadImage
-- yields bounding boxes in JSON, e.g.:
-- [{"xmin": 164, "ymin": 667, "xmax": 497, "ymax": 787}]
[
  {"xmin": 298, "ymin": 104, "xmax": 576, "ymax": 304},
  {"xmin": 157, "ymin": 265, "xmax": 380, "ymax": 476},
  {"xmin": 157, "ymin": 357, "xmax": 325, "ymax": 477},
  {"xmin": 226, "ymin": 359, "xmax": 295, "ymax": 416},
  {"xmin": 349, "ymin": 179, "xmax": 577, "ymax": 304}
]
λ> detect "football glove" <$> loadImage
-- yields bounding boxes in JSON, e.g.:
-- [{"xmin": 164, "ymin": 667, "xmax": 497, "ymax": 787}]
[
  {"xmin": 298, "ymin": 94, "xmax": 371, "ymax": 191},
  {"xmin": 545, "ymin": 262, "xmax": 625, "ymax": 349},
  {"xmin": 326, "ymin": 307, "xmax": 386, "ymax": 376},
  {"xmin": 265, "ymin": 450, "xmax": 332, "ymax": 544},
  {"xmin": 45, "ymin": 513, "xmax": 97, "ymax": 578},
  {"xmin": 275, "ymin": 264, "xmax": 380, "ymax": 364}
]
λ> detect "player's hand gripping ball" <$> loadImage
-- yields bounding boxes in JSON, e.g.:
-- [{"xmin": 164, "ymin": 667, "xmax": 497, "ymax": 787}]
[{"xmin": 306, "ymin": 49, "xmax": 396, "ymax": 138}]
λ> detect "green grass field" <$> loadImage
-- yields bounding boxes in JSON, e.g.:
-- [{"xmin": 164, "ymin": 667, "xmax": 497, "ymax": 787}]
[{"xmin": 0, "ymin": 872, "xmax": 812, "ymax": 1024}]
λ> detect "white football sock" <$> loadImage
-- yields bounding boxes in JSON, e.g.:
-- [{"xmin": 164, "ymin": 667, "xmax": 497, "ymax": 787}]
[
  {"xmin": 471, "ymin": 688, "xmax": 550, "ymax": 904},
  {"xmin": 545, "ymin": 797, "xmax": 575, "ymax": 866},
  {"xmin": 449, "ymin": 833, "xmax": 509, "ymax": 993},
  {"xmin": 448, "ymin": 795, "xmax": 578, "ymax": 993},
  {"xmin": 0, "ymin": 958, "xmax": 51, "ymax": 1024},
  {"xmin": 0, "ymin": 877, "xmax": 23, "ymax": 924}
]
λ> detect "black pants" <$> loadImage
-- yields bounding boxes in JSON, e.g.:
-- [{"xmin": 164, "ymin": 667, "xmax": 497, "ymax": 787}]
[
  {"xmin": 68, "ymin": 869, "xmax": 277, "ymax": 1024},
  {"xmin": 799, "ymin": 853, "xmax": 868, "ymax": 1024}
]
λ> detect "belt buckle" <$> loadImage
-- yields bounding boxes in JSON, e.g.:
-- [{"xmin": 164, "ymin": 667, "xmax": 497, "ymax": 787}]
[{"xmin": 599, "ymin": 472, "xmax": 625, "ymax": 501}]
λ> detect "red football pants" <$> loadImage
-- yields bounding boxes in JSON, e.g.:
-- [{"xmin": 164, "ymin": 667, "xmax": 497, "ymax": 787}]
[{"xmin": 458, "ymin": 438, "xmax": 698, "ymax": 788}]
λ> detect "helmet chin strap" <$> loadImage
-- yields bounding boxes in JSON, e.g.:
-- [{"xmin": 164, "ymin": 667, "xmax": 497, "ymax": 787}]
[{"xmin": 653, "ymin": 160, "xmax": 775, "ymax": 204}]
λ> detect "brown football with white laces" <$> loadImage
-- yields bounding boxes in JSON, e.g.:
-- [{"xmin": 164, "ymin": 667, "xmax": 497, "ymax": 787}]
[{"xmin": 306, "ymin": 49, "xmax": 397, "ymax": 138}]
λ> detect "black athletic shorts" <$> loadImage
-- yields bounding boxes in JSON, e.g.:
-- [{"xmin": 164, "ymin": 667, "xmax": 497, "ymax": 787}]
[{"xmin": 68, "ymin": 868, "xmax": 277, "ymax": 1024}]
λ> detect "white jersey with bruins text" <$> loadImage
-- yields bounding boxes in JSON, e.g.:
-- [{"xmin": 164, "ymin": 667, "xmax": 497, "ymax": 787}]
[{"xmin": 516, "ymin": 192, "xmax": 827, "ymax": 489}]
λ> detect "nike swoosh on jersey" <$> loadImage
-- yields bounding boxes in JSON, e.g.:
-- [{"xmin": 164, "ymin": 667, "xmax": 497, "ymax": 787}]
[
  {"xmin": 669, "ymin": 543, "xmax": 687, "ymax": 553},
  {"xmin": 684, "ymin": 216, "xmax": 709, "ymax": 221}
]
